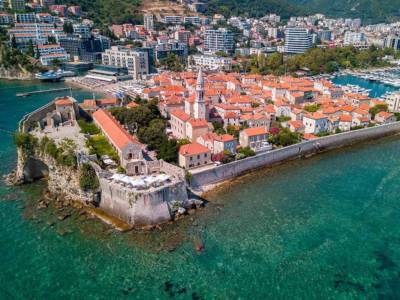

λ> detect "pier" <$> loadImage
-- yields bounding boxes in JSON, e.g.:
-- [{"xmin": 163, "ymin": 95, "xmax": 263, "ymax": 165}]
[{"xmin": 16, "ymin": 87, "xmax": 71, "ymax": 97}]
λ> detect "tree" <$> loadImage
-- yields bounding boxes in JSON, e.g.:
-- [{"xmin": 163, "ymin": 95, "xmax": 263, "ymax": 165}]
[
  {"xmin": 212, "ymin": 121, "xmax": 226, "ymax": 135},
  {"xmin": 157, "ymin": 139, "xmax": 179, "ymax": 163},
  {"xmin": 14, "ymin": 132, "xmax": 38, "ymax": 156},
  {"xmin": 27, "ymin": 40, "xmax": 35, "ymax": 57},
  {"xmin": 47, "ymin": 36, "xmax": 57, "ymax": 44},
  {"xmin": 63, "ymin": 22, "xmax": 74, "ymax": 34},
  {"xmin": 11, "ymin": 36, "xmax": 17, "ymax": 49},
  {"xmin": 269, "ymin": 128, "xmax": 301, "ymax": 146},
  {"xmin": 159, "ymin": 53, "xmax": 185, "ymax": 72},
  {"xmin": 215, "ymin": 50, "xmax": 229, "ymax": 57},
  {"xmin": 304, "ymin": 104, "xmax": 321, "ymax": 113},
  {"xmin": 79, "ymin": 163, "xmax": 99, "ymax": 191},
  {"xmin": 369, "ymin": 104, "xmax": 388, "ymax": 119},
  {"xmin": 237, "ymin": 146, "xmax": 256, "ymax": 158},
  {"xmin": 137, "ymin": 119, "xmax": 167, "ymax": 150}
]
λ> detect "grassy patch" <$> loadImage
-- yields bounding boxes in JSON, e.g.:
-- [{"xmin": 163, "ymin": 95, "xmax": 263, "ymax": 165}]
[
  {"xmin": 86, "ymin": 134, "xmax": 119, "ymax": 163},
  {"xmin": 78, "ymin": 119, "xmax": 100, "ymax": 135}
]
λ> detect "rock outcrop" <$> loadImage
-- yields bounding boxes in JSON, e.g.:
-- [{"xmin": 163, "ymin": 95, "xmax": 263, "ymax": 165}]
[{"xmin": 0, "ymin": 66, "xmax": 34, "ymax": 80}]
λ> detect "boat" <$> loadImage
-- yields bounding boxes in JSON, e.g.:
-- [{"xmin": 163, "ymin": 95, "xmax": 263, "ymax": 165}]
[
  {"xmin": 35, "ymin": 71, "xmax": 62, "ymax": 82},
  {"xmin": 35, "ymin": 69, "xmax": 76, "ymax": 82},
  {"xmin": 57, "ymin": 69, "xmax": 76, "ymax": 77}
]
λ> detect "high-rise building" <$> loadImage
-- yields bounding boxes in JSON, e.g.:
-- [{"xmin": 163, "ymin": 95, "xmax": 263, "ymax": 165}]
[
  {"xmin": 59, "ymin": 35, "xmax": 110, "ymax": 62},
  {"xmin": 14, "ymin": 12, "xmax": 35, "ymax": 23},
  {"xmin": 174, "ymin": 30, "xmax": 190, "ymax": 44},
  {"xmin": 143, "ymin": 14, "xmax": 154, "ymax": 31},
  {"xmin": 7, "ymin": 0, "xmax": 25, "ymax": 10},
  {"xmin": 343, "ymin": 31, "xmax": 365, "ymax": 45},
  {"xmin": 385, "ymin": 92, "xmax": 400, "ymax": 112},
  {"xmin": 154, "ymin": 42, "xmax": 188, "ymax": 61},
  {"xmin": 384, "ymin": 35, "xmax": 400, "ymax": 51},
  {"xmin": 204, "ymin": 28, "xmax": 234, "ymax": 54},
  {"xmin": 101, "ymin": 46, "xmax": 149, "ymax": 80},
  {"xmin": 284, "ymin": 27, "xmax": 312, "ymax": 54}
]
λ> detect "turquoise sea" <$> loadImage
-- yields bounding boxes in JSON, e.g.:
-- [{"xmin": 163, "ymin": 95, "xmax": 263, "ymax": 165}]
[{"xmin": 1, "ymin": 77, "xmax": 400, "ymax": 299}]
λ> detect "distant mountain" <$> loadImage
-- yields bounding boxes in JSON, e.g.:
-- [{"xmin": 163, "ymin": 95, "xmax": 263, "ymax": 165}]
[
  {"xmin": 289, "ymin": 0, "xmax": 400, "ymax": 23},
  {"xmin": 205, "ymin": 0, "xmax": 400, "ymax": 23}
]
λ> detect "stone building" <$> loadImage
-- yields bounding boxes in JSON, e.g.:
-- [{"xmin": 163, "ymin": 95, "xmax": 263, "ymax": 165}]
[{"xmin": 92, "ymin": 109, "xmax": 145, "ymax": 175}]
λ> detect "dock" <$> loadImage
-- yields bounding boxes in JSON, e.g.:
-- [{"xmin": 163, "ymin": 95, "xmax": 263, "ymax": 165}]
[{"xmin": 16, "ymin": 87, "xmax": 71, "ymax": 97}]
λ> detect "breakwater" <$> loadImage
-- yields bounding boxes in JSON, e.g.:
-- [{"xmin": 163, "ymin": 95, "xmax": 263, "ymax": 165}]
[
  {"xmin": 16, "ymin": 87, "xmax": 71, "ymax": 97},
  {"xmin": 190, "ymin": 122, "xmax": 400, "ymax": 190}
]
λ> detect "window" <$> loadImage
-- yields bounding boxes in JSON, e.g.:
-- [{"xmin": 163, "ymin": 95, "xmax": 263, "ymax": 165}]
[
  {"xmin": 204, "ymin": 153, "xmax": 207, "ymax": 158},
  {"xmin": 197, "ymin": 155, "xmax": 200, "ymax": 159}
]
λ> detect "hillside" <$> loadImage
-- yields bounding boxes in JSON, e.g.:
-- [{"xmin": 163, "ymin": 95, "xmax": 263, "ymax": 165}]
[
  {"xmin": 205, "ymin": 0, "xmax": 400, "ymax": 23},
  {"xmin": 58, "ymin": 0, "xmax": 400, "ymax": 25},
  {"xmin": 56, "ymin": 0, "xmax": 142, "ymax": 25},
  {"xmin": 290, "ymin": 0, "xmax": 400, "ymax": 23},
  {"xmin": 205, "ymin": 0, "xmax": 303, "ymax": 19},
  {"xmin": 57, "ymin": 0, "xmax": 197, "ymax": 25}
]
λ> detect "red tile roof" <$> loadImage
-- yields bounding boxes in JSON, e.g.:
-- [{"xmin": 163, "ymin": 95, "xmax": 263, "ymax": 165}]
[
  {"xmin": 170, "ymin": 110, "xmax": 191, "ymax": 122},
  {"xmin": 339, "ymin": 115, "xmax": 352, "ymax": 122},
  {"xmin": 55, "ymin": 97, "xmax": 73, "ymax": 106},
  {"xmin": 214, "ymin": 134, "xmax": 235, "ymax": 142},
  {"xmin": 304, "ymin": 112, "xmax": 327, "ymax": 120},
  {"xmin": 92, "ymin": 109, "xmax": 140, "ymax": 150},
  {"xmin": 242, "ymin": 127, "xmax": 268, "ymax": 136},
  {"xmin": 179, "ymin": 143, "xmax": 210, "ymax": 156},
  {"xmin": 188, "ymin": 119, "xmax": 208, "ymax": 128}
]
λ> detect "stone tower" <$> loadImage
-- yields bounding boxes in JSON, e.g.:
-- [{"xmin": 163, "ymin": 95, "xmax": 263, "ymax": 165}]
[{"xmin": 194, "ymin": 68, "xmax": 206, "ymax": 120}]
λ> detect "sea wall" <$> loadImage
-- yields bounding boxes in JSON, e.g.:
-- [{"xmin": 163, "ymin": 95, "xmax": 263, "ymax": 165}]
[
  {"xmin": 190, "ymin": 122, "xmax": 400, "ymax": 189},
  {"xmin": 20, "ymin": 101, "xmax": 56, "ymax": 132},
  {"xmin": 98, "ymin": 178, "xmax": 188, "ymax": 226}
]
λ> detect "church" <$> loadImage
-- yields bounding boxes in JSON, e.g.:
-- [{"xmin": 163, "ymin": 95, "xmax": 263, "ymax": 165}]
[{"xmin": 170, "ymin": 68, "xmax": 210, "ymax": 142}]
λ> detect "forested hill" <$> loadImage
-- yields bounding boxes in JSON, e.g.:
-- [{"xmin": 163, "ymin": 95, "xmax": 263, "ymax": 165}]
[
  {"xmin": 205, "ymin": 0, "xmax": 400, "ymax": 23},
  {"xmin": 58, "ymin": 0, "xmax": 400, "ymax": 24},
  {"xmin": 205, "ymin": 0, "xmax": 303, "ymax": 19},
  {"xmin": 56, "ymin": 0, "xmax": 142, "ymax": 25},
  {"xmin": 290, "ymin": 0, "xmax": 400, "ymax": 23}
]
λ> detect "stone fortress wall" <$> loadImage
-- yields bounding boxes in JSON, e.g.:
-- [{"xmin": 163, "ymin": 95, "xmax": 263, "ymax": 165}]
[
  {"xmin": 190, "ymin": 122, "xmax": 400, "ymax": 189},
  {"xmin": 17, "ymin": 101, "xmax": 189, "ymax": 226}
]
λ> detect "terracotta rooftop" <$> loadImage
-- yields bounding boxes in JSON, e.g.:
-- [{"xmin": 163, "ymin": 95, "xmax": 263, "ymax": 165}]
[
  {"xmin": 170, "ymin": 110, "xmax": 191, "ymax": 122},
  {"xmin": 188, "ymin": 119, "xmax": 208, "ymax": 128},
  {"xmin": 179, "ymin": 143, "xmax": 210, "ymax": 156},
  {"xmin": 92, "ymin": 109, "xmax": 140, "ymax": 150},
  {"xmin": 242, "ymin": 127, "xmax": 268, "ymax": 136},
  {"xmin": 55, "ymin": 97, "xmax": 73, "ymax": 106}
]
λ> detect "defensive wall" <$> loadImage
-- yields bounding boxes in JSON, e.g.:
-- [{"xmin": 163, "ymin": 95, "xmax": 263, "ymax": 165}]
[{"xmin": 190, "ymin": 122, "xmax": 400, "ymax": 189}]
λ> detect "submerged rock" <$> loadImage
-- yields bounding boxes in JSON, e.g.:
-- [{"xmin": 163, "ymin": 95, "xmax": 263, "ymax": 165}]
[{"xmin": 194, "ymin": 238, "xmax": 204, "ymax": 252}]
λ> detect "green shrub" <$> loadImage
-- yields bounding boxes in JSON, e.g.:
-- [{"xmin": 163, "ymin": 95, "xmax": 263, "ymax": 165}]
[
  {"xmin": 237, "ymin": 146, "xmax": 256, "ymax": 158},
  {"xmin": 77, "ymin": 119, "xmax": 100, "ymax": 135},
  {"xmin": 44, "ymin": 139, "xmax": 59, "ymax": 159},
  {"xmin": 79, "ymin": 163, "xmax": 99, "ymax": 191},
  {"xmin": 14, "ymin": 132, "xmax": 38, "ymax": 156}
]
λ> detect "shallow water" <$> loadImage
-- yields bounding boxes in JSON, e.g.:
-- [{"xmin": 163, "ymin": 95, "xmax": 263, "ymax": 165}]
[{"xmin": 1, "ymin": 79, "xmax": 400, "ymax": 299}]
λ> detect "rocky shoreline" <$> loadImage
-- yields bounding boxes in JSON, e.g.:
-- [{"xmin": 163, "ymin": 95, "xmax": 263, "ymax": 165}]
[{"xmin": 0, "ymin": 67, "xmax": 35, "ymax": 81}]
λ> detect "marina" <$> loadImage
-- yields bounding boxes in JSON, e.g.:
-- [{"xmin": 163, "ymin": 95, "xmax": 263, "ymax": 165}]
[{"xmin": 340, "ymin": 67, "xmax": 400, "ymax": 87}]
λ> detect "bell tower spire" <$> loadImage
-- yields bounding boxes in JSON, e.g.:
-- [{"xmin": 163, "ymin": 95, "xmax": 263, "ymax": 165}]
[{"xmin": 194, "ymin": 68, "xmax": 206, "ymax": 119}]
